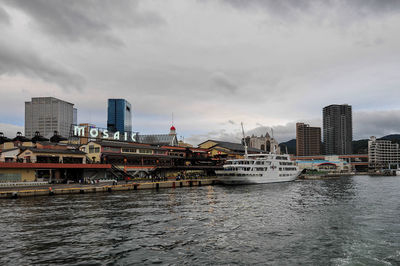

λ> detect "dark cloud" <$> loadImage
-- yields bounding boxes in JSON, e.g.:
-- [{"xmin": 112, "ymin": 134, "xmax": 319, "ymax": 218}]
[
  {"xmin": 0, "ymin": 42, "xmax": 85, "ymax": 91},
  {"xmin": 2, "ymin": 0, "xmax": 165, "ymax": 45}
]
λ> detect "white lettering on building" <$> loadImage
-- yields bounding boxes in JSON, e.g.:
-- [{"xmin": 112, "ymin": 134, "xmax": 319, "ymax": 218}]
[
  {"xmin": 102, "ymin": 130, "xmax": 109, "ymax": 139},
  {"xmin": 74, "ymin": 126, "xmax": 85, "ymax": 136},
  {"xmin": 113, "ymin": 132, "xmax": 120, "ymax": 140},
  {"xmin": 89, "ymin": 128, "xmax": 99, "ymax": 138}
]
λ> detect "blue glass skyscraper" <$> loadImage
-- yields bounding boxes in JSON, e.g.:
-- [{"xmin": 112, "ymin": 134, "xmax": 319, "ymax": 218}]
[{"xmin": 107, "ymin": 99, "xmax": 132, "ymax": 133}]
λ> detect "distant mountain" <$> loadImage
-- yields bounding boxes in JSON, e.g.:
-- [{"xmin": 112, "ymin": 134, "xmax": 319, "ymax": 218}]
[
  {"xmin": 352, "ymin": 139, "xmax": 368, "ymax": 154},
  {"xmin": 279, "ymin": 139, "xmax": 296, "ymax": 154},
  {"xmin": 379, "ymin": 134, "xmax": 400, "ymax": 144},
  {"xmin": 279, "ymin": 134, "xmax": 400, "ymax": 155}
]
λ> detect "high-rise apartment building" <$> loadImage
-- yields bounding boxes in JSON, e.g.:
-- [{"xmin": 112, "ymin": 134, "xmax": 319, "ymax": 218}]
[
  {"xmin": 296, "ymin": 123, "xmax": 321, "ymax": 156},
  {"xmin": 25, "ymin": 97, "xmax": 75, "ymax": 138},
  {"xmin": 323, "ymin": 104, "xmax": 353, "ymax": 155},
  {"xmin": 368, "ymin": 136, "xmax": 400, "ymax": 169},
  {"xmin": 107, "ymin": 99, "xmax": 132, "ymax": 132}
]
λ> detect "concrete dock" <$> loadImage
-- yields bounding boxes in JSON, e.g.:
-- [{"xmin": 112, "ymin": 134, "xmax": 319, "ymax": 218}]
[{"xmin": 0, "ymin": 179, "xmax": 218, "ymax": 199}]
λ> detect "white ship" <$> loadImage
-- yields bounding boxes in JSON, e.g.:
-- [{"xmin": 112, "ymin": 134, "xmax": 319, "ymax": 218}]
[
  {"xmin": 216, "ymin": 153, "xmax": 301, "ymax": 185},
  {"xmin": 215, "ymin": 123, "xmax": 301, "ymax": 185}
]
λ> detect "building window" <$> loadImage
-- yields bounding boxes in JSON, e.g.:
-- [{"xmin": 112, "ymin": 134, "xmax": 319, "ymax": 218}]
[{"xmin": 138, "ymin": 149, "xmax": 153, "ymax": 154}]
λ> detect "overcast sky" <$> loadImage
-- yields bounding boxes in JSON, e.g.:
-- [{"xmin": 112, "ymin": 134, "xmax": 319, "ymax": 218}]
[{"xmin": 1, "ymin": 0, "xmax": 400, "ymax": 144}]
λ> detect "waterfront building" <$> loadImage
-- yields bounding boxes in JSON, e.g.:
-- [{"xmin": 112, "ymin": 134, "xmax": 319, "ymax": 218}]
[
  {"xmin": 80, "ymin": 140, "xmax": 212, "ymax": 178},
  {"xmin": 198, "ymin": 140, "xmax": 264, "ymax": 160},
  {"xmin": 323, "ymin": 104, "xmax": 353, "ymax": 155},
  {"xmin": 25, "ymin": 97, "xmax": 75, "ymax": 138},
  {"xmin": 80, "ymin": 140, "xmax": 168, "ymax": 164},
  {"xmin": 18, "ymin": 148, "xmax": 86, "ymax": 164},
  {"xmin": 368, "ymin": 136, "xmax": 400, "ymax": 170},
  {"xmin": 0, "ymin": 142, "xmax": 95, "ymax": 182},
  {"xmin": 245, "ymin": 132, "xmax": 281, "ymax": 154},
  {"xmin": 296, "ymin": 123, "xmax": 321, "ymax": 156},
  {"xmin": 294, "ymin": 154, "xmax": 368, "ymax": 172},
  {"xmin": 107, "ymin": 99, "xmax": 132, "ymax": 133},
  {"xmin": 296, "ymin": 155, "xmax": 351, "ymax": 173},
  {"xmin": 0, "ymin": 147, "xmax": 20, "ymax": 163}
]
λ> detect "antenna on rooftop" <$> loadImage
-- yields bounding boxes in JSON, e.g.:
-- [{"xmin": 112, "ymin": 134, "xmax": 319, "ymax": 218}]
[{"xmin": 241, "ymin": 122, "xmax": 248, "ymax": 158}]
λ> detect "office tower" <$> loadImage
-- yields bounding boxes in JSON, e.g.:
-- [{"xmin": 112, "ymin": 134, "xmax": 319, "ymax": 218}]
[
  {"xmin": 323, "ymin": 104, "xmax": 353, "ymax": 155},
  {"xmin": 25, "ymin": 97, "xmax": 75, "ymax": 138},
  {"xmin": 73, "ymin": 108, "xmax": 78, "ymax": 125},
  {"xmin": 296, "ymin": 123, "xmax": 321, "ymax": 156},
  {"xmin": 107, "ymin": 99, "xmax": 132, "ymax": 132}
]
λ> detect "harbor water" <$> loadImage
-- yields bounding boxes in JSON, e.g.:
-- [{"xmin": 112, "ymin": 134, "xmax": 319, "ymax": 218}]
[{"xmin": 0, "ymin": 175, "xmax": 399, "ymax": 265}]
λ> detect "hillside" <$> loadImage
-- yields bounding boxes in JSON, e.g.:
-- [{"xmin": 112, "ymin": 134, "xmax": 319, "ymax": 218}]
[
  {"xmin": 279, "ymin": 139, "xmax": 296, "ymax": 154},
  {"xmin": 379, "ymin": 134, "xmax": 400, "ymax": 144},
  {"xmin": 279, "ymin": 134, "xmax": 400, "ymax": 155}
]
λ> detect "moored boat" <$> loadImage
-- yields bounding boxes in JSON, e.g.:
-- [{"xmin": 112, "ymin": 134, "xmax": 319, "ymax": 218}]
[
  {"xmin": 216, "ymin": 153, "xmax": 301, "ymax": 185},
  {"xmin": 216, "ymin": 122, "xmax": 300, "ymax": 185}
]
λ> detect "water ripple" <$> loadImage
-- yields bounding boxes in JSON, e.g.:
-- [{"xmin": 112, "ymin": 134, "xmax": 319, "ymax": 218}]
[{"xmin": 0, "ymin": 176, "xmax": 399, "ymax": 265}]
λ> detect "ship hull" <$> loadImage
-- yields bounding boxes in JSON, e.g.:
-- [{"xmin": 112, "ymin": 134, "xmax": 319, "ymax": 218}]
[{"xmin": 216, "ymin": 171, "xmax": 300, "ymax": 185}]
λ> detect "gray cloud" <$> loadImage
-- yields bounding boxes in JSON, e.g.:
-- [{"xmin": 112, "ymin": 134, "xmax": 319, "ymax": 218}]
[
  {"xmin": 354, "ymin": 110, "xmax": 400, "ymax": 139},
  {"xmin": 1, "ymin": 1, "xmax": 400, "ymax": 146},
  {"xmin": 186, "ymin": 109, "xmax": 400, "ymax": 146},
  {"xmin": 221, "ymin": 0, "xmax": 400, "ymax": 20},
  {"xmin": 0, "ymin": 42, "xmax": 85, "ymax": 91},
  {"xmin": 3, "ymin": 0, "xmax": 165, "ymax": 46},
  {"xmin": 0, "ymin": 5, "xmax": 9, "ymax": 25},
  {"xmin": 211, "ymin": 72, "xmax": 239, "ymax": 93}
]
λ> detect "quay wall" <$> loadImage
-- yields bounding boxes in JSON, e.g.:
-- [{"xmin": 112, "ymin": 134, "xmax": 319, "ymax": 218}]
[
  {"xmin": 0, "ymin": 179, "xmax": 217, "ymax": 199},
  {"xmin": 0, "ymin": 168, "xmax": 36, "ymax": 182}
]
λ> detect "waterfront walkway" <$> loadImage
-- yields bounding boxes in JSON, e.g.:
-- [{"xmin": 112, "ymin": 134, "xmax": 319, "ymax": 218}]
[{"xmin": 0, "ymin": 178, "xmax": 217, "ymax": 199}]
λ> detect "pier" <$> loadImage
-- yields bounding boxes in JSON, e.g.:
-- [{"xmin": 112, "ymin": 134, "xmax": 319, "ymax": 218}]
[{"xmin": 0, "ymin": 178, "xmax": 218, "ymax": 199}]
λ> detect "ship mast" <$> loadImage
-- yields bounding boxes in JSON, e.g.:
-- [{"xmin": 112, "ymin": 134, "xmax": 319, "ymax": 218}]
[{"xmin": 241, "ymin": 122, "xmax": 248, "ymax": 158}]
